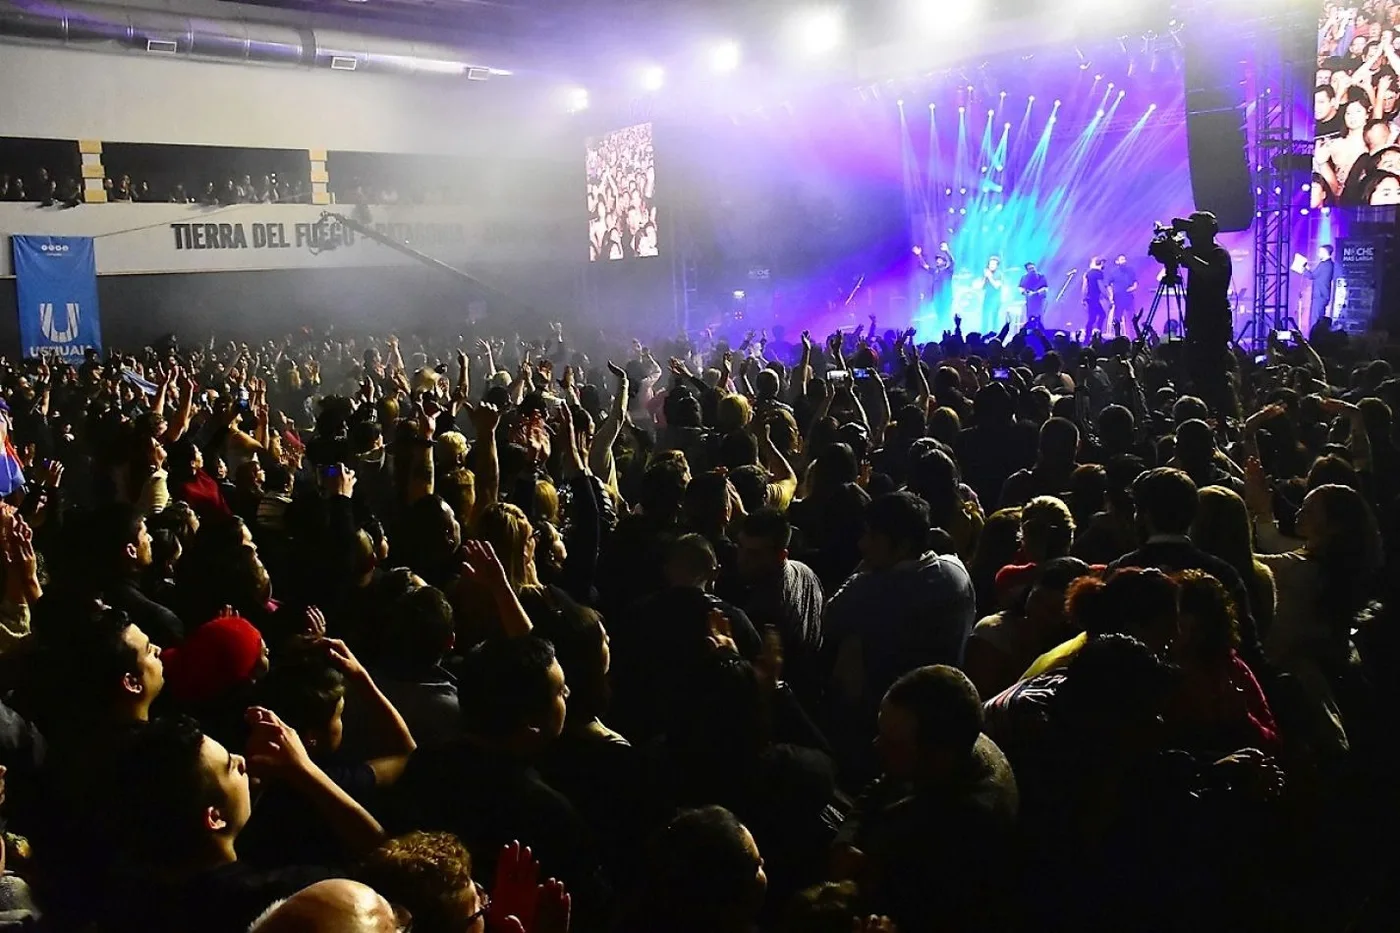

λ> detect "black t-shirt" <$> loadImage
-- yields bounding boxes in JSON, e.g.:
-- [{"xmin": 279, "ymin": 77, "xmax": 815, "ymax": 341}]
[
  {"xmin": 107, "ymin": 861, "xmax": 331, "ymax": 933},
  {"xmin": 1184, "ymin": 243, "xmax": 1233, "ymax": 326},
  {"xmin": 1019, "ymin": 272, "xmax": 1049, "ymax": 316},
  {"xmin": 238, "ymin": 753, "xmax": 378, "ymax": 869},
  {"xmin": 1085, "ymin": 267, "xmax": 1106, "ymax": 304}
]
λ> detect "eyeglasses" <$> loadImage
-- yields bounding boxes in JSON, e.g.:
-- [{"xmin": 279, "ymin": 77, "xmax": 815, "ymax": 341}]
[{"xmin": 465, "ymin": 882, "xmax": 491, "ymax": 925}]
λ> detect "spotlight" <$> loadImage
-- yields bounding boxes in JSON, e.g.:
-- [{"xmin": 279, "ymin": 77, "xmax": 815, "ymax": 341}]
[
  {"xmin": 732, "ymin": 290, "xmax": 746, "ymax": 299},
  {"xmin": 1301, "ymin": 208, "xmax": 1310, "ymax": 216},
  {"xmin": 948, "ymin": 207, "xmax": 955, "ymax": 214},
  {"xmin": 898, "ymin": 99, "xmax": 905, "ymax": 106},
  {"xmin": 710, "ymin": 41, "xmax": 740, "ymax": 73},
  {"xmin": 930, "ymin": 103, "xmax": 936, "ymax": 110},
  {"xmin": 945, "ymin": 187, "xmax": 952, "ymax": 195},
  {"xmin": 1117, "ymin": 90, "xmax": 1125, "ymax": 98},
  {"xmin": 988, "ymin": 108, "xmax": 995, "ymax": 116},
  {"xmin": 565, "ymin": 87, "xmax": 589, "ymax": 112},
  {"xmin": 1029, "ymin": 95, "xmax": 1036, "ymax": 102},
  {"xmin": 1148, "ymin": 103, "xmax": 1157, "ymax": 111},
  {"xmin": 959, "ymin": 187, "xmax": 967, "ymax": 194},
  {"xmin": 1004, "ymin": 122, "xmax": 1011, "ymax": 128},
  {"xmin": 1053, "ymin": 99, "xmax": 1061, "ymax": 106},
  {"xmin": 1097, "ymin": 109, "xmax": 1105, "ymax": 116},
  {"xmin": 1107, "ymin": 82, "xmax": 1114, "ymax": 89},
  {"xmin": 1095, "ymin": 73, "xmax": 1103, "ymax": 80},
  {"xmin": 641, "ymin": 65, "xmax": 665, "ymax": 91},
  {"xmin": 958, "ymin": 106, "xmax": 965, "ymax": 113},
  {"xmin": 959, "ymin": 207, "xmax": 967, "ymax": 214},
  {"xmin": 967, "ymin": 84, "xmax": 974, "ymax": 91},
  {"xmin": 793, "ymin": 9, "xmax": 843, "ymax": 56}
]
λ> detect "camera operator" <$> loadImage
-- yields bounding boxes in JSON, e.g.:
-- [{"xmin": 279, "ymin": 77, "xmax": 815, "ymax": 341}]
[{"xmin": 1166, "ymin": 211, "xmax": 1235, "ymax": 415}]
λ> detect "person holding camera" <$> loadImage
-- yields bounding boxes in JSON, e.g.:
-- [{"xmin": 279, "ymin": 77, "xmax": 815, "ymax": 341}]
[{"xmin": 1173, "ymin": 211, "xmax": 1235, "ymax": 414}]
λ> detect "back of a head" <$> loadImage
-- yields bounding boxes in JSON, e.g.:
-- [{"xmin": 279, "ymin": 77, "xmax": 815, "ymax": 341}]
[
  {"xmin": 718, "ymin": 430, "xmax": 760, "ymax": 471},
  {"xmin": 1053, "ymin": 633, "xmax": 1176, "ymax": 733},
  {"xmin": 1133, "ymin": 467, "xmax": 1198, "ymax": 535},
  {"xmin": 1192, "ymin": 486, "xmax": 1252, "ymax": 569},
  {"xmin": 1175, "ymin": 419, "xmax": 1215, "ymax": 468},
  {"xmin": 1035, "ymin": 556, "xmax": 1094, "ymax": 594},
  {"xmin": 1038, "ymin": 417, "xmax": 1080, "ymax": 467},
  {"xmin": 685, "ymin": 471, "xmax": 733, "ymax": 526},
  {"xmin": 256, "ymin": 643, "xmax": 347, "ymax": 738},
  {"xmin": 641, "ymin": 806, "xmax": 762, "ymax": 931},
  {"xmin": 883, "ymin": 664, "xmax": 983, "ymax": 757},
  {"xmin": 1043, "ymin": 350, "xmax": 1064, "ymax": 374},
  {"xmin": 908, "ymin": 447, "xmax": 958, "ymax": 524},
  {"xmin": 1067, "ymin": 567, "xmax": 1179, "ymax": 638},
  {"xmin": 973, "ymin": 382, "xmax": 1015, "ymax": 423},
  {"xmin": 641, "ymin": 460, "xmax": 690, "ymax": 519},
  {"xmin": 388, "ymin": 586, "xmax": 455, "ymax": 668},
  {"xmin": 813, "ymin": 442, "xmax": 859, "ymax": 491},
  {"xmin": 865, "ymin": 491, "xmax": 931, "ymax": 555},
  {"xmin": 103, "ymin": 715, "xmax": 210, "ymax": 867},
  {"xmin": 755, "ymin": 368, "xmax": 781, "ymax": 399},
  {"xmin": 1096, "ymin": 404, "xmax": 1134, "ymax": 448},
  {"xmin": 57, "ymin": 608, "xmax": 141, "ymax": 721},
  {"xmin": 666, "ymin": 533, "xmax": 719, "ymax": 587},
  {"xmin": 1020, "ymin": 496, "xmax": 1075, "ymax": 561},
  {"xmin": 459, "ymin": 636, "xmax": 558, "ymax": 740},
  {"xmin": 248, "ymin": 879, "xmax": 399, "ymax": 933},
  {"xmin": 357, "ymin": 832, "xmax": 474, "ymax": 933},
  {"xmin": 1172, "ymin": 395, "xmax": 1209, "ymax": 426},
  {"xmin": 728, "ymin": 464, "xmax": 769, "ymax": 516},
  {"xmin": 742, "ymin": 508, "xmax": 793, "ymax": 550}
]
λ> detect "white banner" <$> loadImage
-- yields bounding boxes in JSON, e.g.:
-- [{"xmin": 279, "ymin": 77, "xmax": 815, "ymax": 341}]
[{"xmin": 0, "ymin": 202, "xmax": 564, "ymax": 276}]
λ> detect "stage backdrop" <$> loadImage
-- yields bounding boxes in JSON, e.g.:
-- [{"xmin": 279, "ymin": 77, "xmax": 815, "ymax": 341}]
[{"xmin": 11, "ymin": 235, "xmax": 103, "ymax": 358}]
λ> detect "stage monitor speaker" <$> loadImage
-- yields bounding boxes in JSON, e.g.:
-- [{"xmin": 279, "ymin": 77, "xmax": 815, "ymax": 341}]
[{"xmin": 1184, "ymin": 32, "xmax": 1253, "ymax": 233}]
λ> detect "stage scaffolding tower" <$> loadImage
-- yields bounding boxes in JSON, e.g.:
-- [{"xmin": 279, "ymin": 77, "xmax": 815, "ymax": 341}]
[{"xmin": 1248, "ymin": 8, "xmax": 1311, "ymax": 347}]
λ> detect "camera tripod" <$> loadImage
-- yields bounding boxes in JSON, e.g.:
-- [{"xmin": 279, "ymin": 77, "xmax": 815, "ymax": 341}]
[{"xmin": 1137, "ymin": 270, "xmax": 1186, "ymax": 343}]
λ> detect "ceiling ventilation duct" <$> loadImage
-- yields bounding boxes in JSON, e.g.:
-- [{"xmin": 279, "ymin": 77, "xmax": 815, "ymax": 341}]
[{"xmin": 0, "ymin": 0, "xmax": 504, "ymax": 78}]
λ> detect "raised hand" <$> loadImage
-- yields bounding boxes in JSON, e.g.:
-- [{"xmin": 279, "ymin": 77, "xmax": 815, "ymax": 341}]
[
  {"xmin": 244, "ymin": 707, "xmax": 314, "ymax": 780},
  {"xmin": 321, "ymin": 637, "xmax": 367, "ymax": 682},
  {"xmin": 1243, "ymin": 456, "xmax": 1273, "ymax": 519},
  {"xmin": 303, "ymin": 606, "xmax": 327, "ymax": 638},
  {"xmin": 461, "ymin": 539, "xmax": 511, "ymax": 593},
  {"xmin": 490, "ymin": 841, "xmax": 542, "ymax": 932},
  {"xmin": 470, "ymin": 400, "xmax": 502, "ymax": 435},
  {"xmin": 606, "ymin": 360, "xmax": 628, "ymax": 382}
]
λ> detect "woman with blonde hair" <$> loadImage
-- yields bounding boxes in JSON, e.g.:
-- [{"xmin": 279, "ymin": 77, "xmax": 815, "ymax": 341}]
[{"xmin": 1191, "ymin": 485, "xmax": 1276, "ymax": 638}]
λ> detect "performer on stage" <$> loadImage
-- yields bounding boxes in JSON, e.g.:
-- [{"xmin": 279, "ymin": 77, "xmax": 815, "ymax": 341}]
[
  {"xmin": 1303, "ymin": 244, "xmax": 1337, "ymax": 320},
  {"xmin": 1083, "ymin": 256, "xmax": 1108, "ymax": 335},
  {"xmin": 1108, "ymin": 254, "xmax": 1138, "ymax": 334},
  {"xmin": 1018, "ymin": 262, "xmax": 1049, "ymax": 329},
  {"xmin": 982, "ymin": 256, "xmax": 1004, "ymax": 331},
  {"xmin": 914, "ymin": 242, "xmax": 955, "ymax": 326}
]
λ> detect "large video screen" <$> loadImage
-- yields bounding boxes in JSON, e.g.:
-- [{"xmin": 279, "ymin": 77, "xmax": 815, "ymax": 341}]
[
  {"xmin": 1316, "ymin": 4, "xmax": 1400, "ymax": 207},
  {"xmin": 586, "ymin": 122, "xmax": 658, "ymax": 261}
]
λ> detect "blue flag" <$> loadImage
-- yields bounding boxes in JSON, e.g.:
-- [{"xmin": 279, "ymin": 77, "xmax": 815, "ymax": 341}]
[{"xmin": 12, "ymin": 235, "xmax": 103, "ymax": 359}]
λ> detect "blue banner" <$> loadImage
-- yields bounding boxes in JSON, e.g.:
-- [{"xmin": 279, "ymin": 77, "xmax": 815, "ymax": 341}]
[{"xmin": 12, "ymin": 235, "xmax": 102, "ymax": 359}]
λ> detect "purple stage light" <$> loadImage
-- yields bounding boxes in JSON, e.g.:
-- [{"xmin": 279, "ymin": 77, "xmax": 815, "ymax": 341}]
[{"xmin": 958, "ymin": 106, "xmax": 965, "ymax": 113}]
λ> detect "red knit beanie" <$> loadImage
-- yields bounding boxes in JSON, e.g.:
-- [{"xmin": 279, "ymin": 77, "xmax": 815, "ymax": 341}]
[{"xmin": 163, "ymin": 614, "xmax": 265, "ymax": 705}]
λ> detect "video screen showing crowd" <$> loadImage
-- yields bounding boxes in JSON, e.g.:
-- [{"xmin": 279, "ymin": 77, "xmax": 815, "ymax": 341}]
[
  {"xmin": 1315, "ymin": 1, "xmax": 1400, "ymax": 206},
  {"xmin": 586, "ymin": 122, "xmax": 659, "ymax": 261}
]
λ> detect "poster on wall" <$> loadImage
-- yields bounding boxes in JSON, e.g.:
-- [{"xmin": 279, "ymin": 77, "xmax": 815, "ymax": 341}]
[
  {"xmin": 11, "ymin": 235, "xmax": 103, "ymax": 358},
  {"xmin": 586, "ymin": 122, "xmax": 658, "ymax": 261},
  {"xmin": 1337, "ymin": 235, "xmax": 1379, "ymax": 330}
]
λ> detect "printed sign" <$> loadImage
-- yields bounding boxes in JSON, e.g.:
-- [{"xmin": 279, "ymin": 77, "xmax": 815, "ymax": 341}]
[{"xmin": 11, "ymin": 235, "xmax": 103, "ymax": 357}]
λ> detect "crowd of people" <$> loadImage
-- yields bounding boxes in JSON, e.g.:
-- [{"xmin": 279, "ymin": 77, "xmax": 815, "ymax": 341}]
[
  {"xmin": 586, "ymin": 124, "xmax": 658, "ymax": 262},
  {"xmin": 0, "ymin": 310, "xmax": 1392, "ymax": 933},
  {"xmin": 0, "ymin": 168, "xmax": 313, "ymax": 208},
  {"xmin": 1315, "ymin": 2, "xmax": 1400, "ymax": 205},
  {"xmin": 0, "ymin": 170, "xmax": 82, "ymax": 209}
]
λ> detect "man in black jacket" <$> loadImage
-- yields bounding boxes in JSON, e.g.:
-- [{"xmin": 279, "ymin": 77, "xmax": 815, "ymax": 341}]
[{"xmin": 1109, "ymin": 468, "xmax": 1264, "ymax": 667}]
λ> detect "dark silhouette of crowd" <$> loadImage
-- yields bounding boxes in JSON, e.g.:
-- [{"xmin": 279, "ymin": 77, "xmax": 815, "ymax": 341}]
[{"xmin": 0, "ymin": 312, "xmax": 1393, "ymax": 932}]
